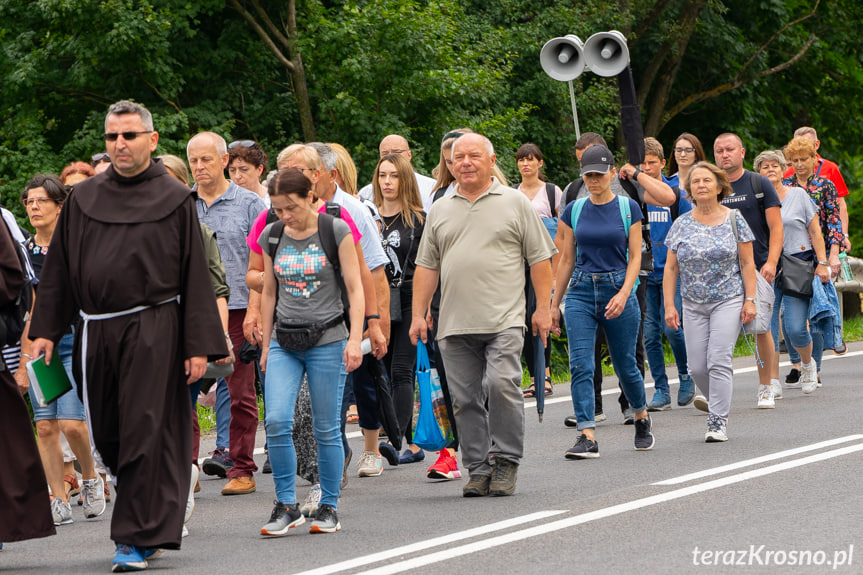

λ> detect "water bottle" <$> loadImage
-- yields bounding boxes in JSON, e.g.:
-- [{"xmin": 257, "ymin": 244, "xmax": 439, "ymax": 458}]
[{"xmin": 838, "ymin": 251, "xmax": 853, "ymax": 281}]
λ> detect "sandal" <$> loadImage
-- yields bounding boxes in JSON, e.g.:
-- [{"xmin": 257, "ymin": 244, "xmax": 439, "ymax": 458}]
[
  {"xmin": 544, "ymin": 376, "xmax": 554, "ymax": 396},
  {"xmin": 346, "ymin": 404, "xmax": 359, "ymax": 423},
  {"xmin": 523, "ymin": 384, "xmax": 537, "ymax": 398},
  {"xmin": 64, "ymin": 474, "xmax": 81, "ymax": 498}
]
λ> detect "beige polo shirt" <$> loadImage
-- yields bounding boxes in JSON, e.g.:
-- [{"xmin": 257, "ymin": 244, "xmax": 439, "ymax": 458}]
[{"xmin": 416, "ymin": 178, "xmax": 556, "ymax": 339}]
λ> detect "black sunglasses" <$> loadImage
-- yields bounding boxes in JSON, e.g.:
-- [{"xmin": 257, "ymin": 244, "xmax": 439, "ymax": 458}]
[
  {"xmin": 442, "ymin": 131, "xmax": 464, "ymax": 143},
  {"xmin": 91, "ymin": 153, "xmax": 110, "ymax": 163},
  {"xmin": 229, "ymin": 140, "xmax": 257, "ymax": 149},
  {"xmin": 104, "ymin": 131, "xmax": 152, "ymax": 142}
]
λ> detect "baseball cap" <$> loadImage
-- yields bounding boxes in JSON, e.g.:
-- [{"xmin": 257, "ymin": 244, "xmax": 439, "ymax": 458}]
[{"xmin": 580, "ymin": 145, "xmax": 615, "ymax": 175}]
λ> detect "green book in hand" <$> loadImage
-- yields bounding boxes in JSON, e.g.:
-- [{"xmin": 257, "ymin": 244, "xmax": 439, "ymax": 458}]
[{"xmin": 26, "ymin": 354, "xmax": 73, "ymax": 408}]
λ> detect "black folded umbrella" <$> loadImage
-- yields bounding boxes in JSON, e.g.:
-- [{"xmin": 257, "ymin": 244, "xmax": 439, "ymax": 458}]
[
  {"xmin": 367, "ymin": 357, "xmax": 402, "ymax": 451},
  {"xmin": 526, "ymin": 281, "xmax": 546, "ymax": 422}
]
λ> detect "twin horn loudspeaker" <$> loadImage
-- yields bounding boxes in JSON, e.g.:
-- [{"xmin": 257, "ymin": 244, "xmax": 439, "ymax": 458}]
[{"xmin": 540, "ymin": 30, "xmax": 630, "ymax": 81}]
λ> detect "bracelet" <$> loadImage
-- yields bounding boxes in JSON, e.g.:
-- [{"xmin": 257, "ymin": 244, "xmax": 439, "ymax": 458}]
[
  {"xmin": 818, "ymin": 260, "xmax": 829, "ymax": 266},
  {"xmin": 21, "ymin": 353, "xmax": 32, "ymax": 360},
  {"xmin": 745, "ymin": 297, "xmax": 756, "ymax": 302},
  {"xmin": 365, "ymin": 314, "xmax": 381, "ymax": 321}
]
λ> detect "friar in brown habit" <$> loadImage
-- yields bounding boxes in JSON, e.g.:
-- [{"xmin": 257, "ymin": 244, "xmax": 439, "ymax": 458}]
[
  {"xmin": 0, "ymin": 219, "xmax": 55, "ymax": 543},
  {"xmin": 29, "ymin": 100, "xmax": 228, "ymax": 554}
]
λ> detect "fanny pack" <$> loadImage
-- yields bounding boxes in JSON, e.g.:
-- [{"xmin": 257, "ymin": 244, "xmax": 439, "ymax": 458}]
[{"xmin": 276, "ymin": 315, "xmax": 344, "ymax": 351}]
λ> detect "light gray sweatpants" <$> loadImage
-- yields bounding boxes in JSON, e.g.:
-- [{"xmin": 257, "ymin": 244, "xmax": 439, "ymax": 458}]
[
  {"xmin": 438, "ymin": 327, "xmax": 525, "ymax": 477},
  {"xmin": 682, "ymin": 296, "xmax": 743, "ymax": 420}
]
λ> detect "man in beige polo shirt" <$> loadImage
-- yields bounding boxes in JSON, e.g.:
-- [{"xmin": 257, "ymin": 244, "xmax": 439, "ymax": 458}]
[{"xmin": 409, "ymin": 133, "xmax": 555, "ymax": 497}]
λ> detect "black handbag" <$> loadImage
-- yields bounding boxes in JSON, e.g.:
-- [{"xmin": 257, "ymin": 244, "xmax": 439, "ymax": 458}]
[
  {"xmin": 276, "ymin": 316, "xmax": 343, "ymax": 351},
  {"xmin": 780, "ymin": 253, "xmax": 814, "ymax": 299}
]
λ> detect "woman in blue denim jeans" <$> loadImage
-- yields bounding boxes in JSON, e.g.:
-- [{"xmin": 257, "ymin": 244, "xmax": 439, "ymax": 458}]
[
  {"xmin": 258, "ymin": 169, "xmax": 364, "ymax": 536},
  {"xmin": 755, "ymin": 150, "xmax": 830, "ymax": 396},
  {"xmin": 551, "ymin": 145, "xmax": 655, "ymax": 459}
]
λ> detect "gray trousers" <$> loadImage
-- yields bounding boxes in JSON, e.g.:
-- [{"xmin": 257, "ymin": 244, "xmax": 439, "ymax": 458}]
[
  {"xmin": 682, "ymin": 296, "xmax": 743, "ymax": 420},
  {"xmin": 438, "ymin": 327, "xmax": 525, "ymax": 476}
]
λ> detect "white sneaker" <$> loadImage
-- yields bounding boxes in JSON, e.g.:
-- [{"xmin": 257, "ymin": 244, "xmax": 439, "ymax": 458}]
[
  {"xmin": 705, "ymin": 415, "xmax": 728, "ymax": 442},
  {"xmin": 182, "ymin": 525, "xmax": 189, "ymax": 538},
  {"xmin": 801, "ymin": 362, "xmax": 818, "ymax": 394},
  {"xmin": 357, "ymin": 450, "xmax": 383, "ymax": 477},
  {"xmin": 185, "ymin": 464, "xmax": 198, "ymax": 524},
  {"xmin": 81, "ymin": 477, "xmax": 106, "ymax": 519},
  {"xmin": 757, "ymin": 385, "xmax": 775, "ymax": 409},
  {"xmin": 300, "ymin": 484, "xmax": 322, "ymax": 518},
  {"xmin": 770, "ymin": 380, "xmax": 783, "ymax": 400},
  {"xmin": 51, "ymin": 497, "xmax": 74, "ymax": 526},
  {"xmin": 693, "ymin": 395, "xmax": 709, "ymax": 413}
]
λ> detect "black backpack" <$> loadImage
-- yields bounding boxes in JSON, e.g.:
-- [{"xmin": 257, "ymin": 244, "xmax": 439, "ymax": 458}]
[
  {"xmin": 265, "ymin": 207, "xmax": 349, "ymax": 326},
  {"xmin": 0, "ymin": 218, "xmax": 34, "ymax": 348}
]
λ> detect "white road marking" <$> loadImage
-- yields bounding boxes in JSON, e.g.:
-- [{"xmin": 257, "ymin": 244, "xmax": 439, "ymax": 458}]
[
  {"xmin": 289, "ymin": 510, "xmax": 567, "ymax": 575},
  {"xmin": 334, "ymin": 443, "xmax": 863, "ymax": 575},
  {"xmin": 653, "ymin": 434, "xmax": 863, "ymax": 485}
]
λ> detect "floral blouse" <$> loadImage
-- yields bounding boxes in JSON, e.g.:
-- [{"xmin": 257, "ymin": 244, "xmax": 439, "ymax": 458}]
[
  {"xmin": 665, "ymin": 210, "xmax": 754, "ymax": 304},
  {"xmin": 782, "ymin": 175, "xmax": 844, "ymax": 249}
]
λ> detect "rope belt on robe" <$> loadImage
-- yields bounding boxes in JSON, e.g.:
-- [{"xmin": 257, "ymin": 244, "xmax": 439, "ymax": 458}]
[{"xmin": 78, "ymin": 295, "xmax": 181, "ymax": 479}]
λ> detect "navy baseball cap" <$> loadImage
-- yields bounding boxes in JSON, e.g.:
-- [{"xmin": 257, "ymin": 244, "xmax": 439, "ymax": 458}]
[{"xmin": 580, "ymin": 145, "xmax": 615, "ymax": 175}]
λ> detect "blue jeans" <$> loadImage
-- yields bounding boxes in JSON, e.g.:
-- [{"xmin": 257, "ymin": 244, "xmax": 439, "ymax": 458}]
[
  {"xmin": 644, "ymin": 276, "xmax": 689, "ymax": 394},
  {"xmin": 564, "ymin": 269, "xmax": 647, "ymax": 431},
  {"xmin": 215, "ymin": 378, "xmax": 230, "ymax": 450},
  {"xmin": 784, "ymin": 304, "xmax": 824, "ymax": 372},
  {"xmin": 264, "ymin": 339, "xmax": 346, "ymax": 508}
]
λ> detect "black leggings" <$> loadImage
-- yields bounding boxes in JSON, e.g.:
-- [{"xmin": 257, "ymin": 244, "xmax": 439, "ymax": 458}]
[{"xmin": 384, "ymin": 290, "xmax": 418, "ymax": 445}]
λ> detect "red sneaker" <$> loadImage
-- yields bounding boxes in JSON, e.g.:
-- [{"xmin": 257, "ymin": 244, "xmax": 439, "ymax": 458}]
[{"xmin": 426, "ymin": 450, "xmax": 461, "ymax": 480}]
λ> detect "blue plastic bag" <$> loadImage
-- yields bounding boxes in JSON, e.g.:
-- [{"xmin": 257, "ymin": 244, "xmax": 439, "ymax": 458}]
[{"xmin": 412, "ymin": 341, "xmax": 453, "ymax": 451}]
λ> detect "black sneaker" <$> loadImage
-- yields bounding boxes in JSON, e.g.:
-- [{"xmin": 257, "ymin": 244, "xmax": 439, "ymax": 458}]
[
  {"xmin": 309, "ymin": 504, "xmax": 341, "ymax": 533},
  {"xmin": 563, "ymin": 415, "xmax": 578, "ymax": 428},
  {"xmin": 462, "ymin": 474, "xmax": 491, "ymax": 497},
  {"xmin": 262, "ymin": 455, "xmax": 272, "ymax": 474},
  {"xmin": 634, "ymin": 415, "xmax": 655, "ymax": 450},
  {"xmin": 202, "ymin": 448, "xmax": 234, "ymax": 478},
  {"xmin": 489, "ymin": 459, "xmax": 518, "ymax": 497},
  {"xmin": 565, "ymin": 434, "xmax": 599, "ymax": 459},
  {"xmin": 378, "ymin": 442, "xmax": 399, "ymax": 466},
  {"xmin": 260, "ymin": 501, "xmax": 305, "ymax": 537},
  {"xmin": 785, "ymin": 368, "xmax": 801, "ymax": 384}
]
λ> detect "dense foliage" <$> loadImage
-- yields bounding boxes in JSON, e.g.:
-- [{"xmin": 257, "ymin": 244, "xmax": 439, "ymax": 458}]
[{"xmin": 1, "ymin": 0, "xmax": 860, "ymax": 247}]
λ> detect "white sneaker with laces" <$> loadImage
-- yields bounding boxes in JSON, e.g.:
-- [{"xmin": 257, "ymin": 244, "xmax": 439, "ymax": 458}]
[
  {"xmin": 770, "ymin": 379, "xmax": 783, "ymax": 400},
  {"xmin": 757, "ymin": 385, "xmax": 775, "ymax": 409},
  {"xmin": 185, "ymin": 464, "xmax": 198, "ymax": 524},
  {"xmin": 81, "ymin": 477, "xmax": 106, "ymax": 519},
  {"xmin": 357, "ymin": 450, "xmax": 383, "ymax": 477},
  {"xmin": 801, "ymin": 362, "xmax": 818, "ymax": 394}
]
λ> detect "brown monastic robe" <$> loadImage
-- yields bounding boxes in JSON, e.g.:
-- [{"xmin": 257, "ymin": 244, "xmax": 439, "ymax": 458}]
[
  {"xmin": 29, "ymin": 158, "xmax": 228, "ymax": 550},
  {"xmin": 0, "ymin": 221, "xmax": 55, "ymax": 543}
]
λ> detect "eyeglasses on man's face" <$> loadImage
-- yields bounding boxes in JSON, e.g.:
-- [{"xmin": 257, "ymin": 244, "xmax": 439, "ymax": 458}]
[{"xmin": 104, "ymin": 131, "xmax": 153, "ymax": 142}]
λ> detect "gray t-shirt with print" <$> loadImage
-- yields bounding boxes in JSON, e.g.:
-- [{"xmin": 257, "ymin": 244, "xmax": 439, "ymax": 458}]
[{"xmin": 258, "ymin": 218, "xmax": 351, "ymax": 346}]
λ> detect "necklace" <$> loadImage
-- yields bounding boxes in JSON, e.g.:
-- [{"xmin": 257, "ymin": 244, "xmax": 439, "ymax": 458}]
[{"xmin": 383, "ymin": 213, "xmax": 400, "ymax": 232}]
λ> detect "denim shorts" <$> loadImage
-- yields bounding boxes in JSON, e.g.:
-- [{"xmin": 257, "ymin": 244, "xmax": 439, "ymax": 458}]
[{"xmin": 29, "ymin": 332, "xmax": 85, "ymax": 421}]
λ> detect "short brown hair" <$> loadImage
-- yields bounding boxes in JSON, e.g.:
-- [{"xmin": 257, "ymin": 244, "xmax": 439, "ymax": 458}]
[
  {"xmin": 643, "ymin": 137, "xmax": 664, "ymax": 161},
  {"xmin": 784, "ymin": 136, "xmax": 817, "ymax": 160},
  {"xmin": 685, "ymin": 161, "xmax": 733, "ymax": 205}
]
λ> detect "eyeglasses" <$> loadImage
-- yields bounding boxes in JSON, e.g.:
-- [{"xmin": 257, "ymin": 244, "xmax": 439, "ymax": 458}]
[
  {"xmin": 23, "ymin": 197, "xmax": 55, "ymax": 208},
  {"xmin": 104, "ymin": 131, "xmax": 153, "ymax": 142},
  {"xmin": 442, "ymin": 131, "xmax": 464, "ymax": 142},
  {"xmin": 91, "ymin": 152, "xmax": 110, "ymax": 163},
  {"xmin": 229, "ymin": 140, "xmax": 257, "ymax": 149},
  {"xmin": 674, "ymin": 147, "xmax": 696, "ymax": 154}
]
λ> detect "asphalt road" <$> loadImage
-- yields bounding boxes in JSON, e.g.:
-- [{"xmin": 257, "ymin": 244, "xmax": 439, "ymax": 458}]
[{"xmin": 4, "ymin": 344, "xmax": 863, "ymax": 575}]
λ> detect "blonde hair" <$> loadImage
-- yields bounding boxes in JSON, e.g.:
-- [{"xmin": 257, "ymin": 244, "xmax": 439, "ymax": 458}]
[
  {"xmin": 327, "ymin": 142, "xmax": 358, "ymax": 196},
  {"xmin": 373, "ymin": 154, "xmax": 424, "ymax": 228},
  {"xmin": 158, "ymin": 154, "xmax": 190, "ymax": 186},
  {"xmin": 784, "ymin": 136, "xmax": 817, "ymax": 160},
  {"xmin": 276, "ymin": 143, "xmax": 321, "ymax": 170}
]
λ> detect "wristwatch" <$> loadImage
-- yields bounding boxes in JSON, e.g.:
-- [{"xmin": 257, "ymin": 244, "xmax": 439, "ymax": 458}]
[
  {"xmin": 745, "ymin": 297, "xmax": 756, "ymax": 302},
  {"xmin": 632, "ymin": 167, "xmax": 642, "ymax": 179}
]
